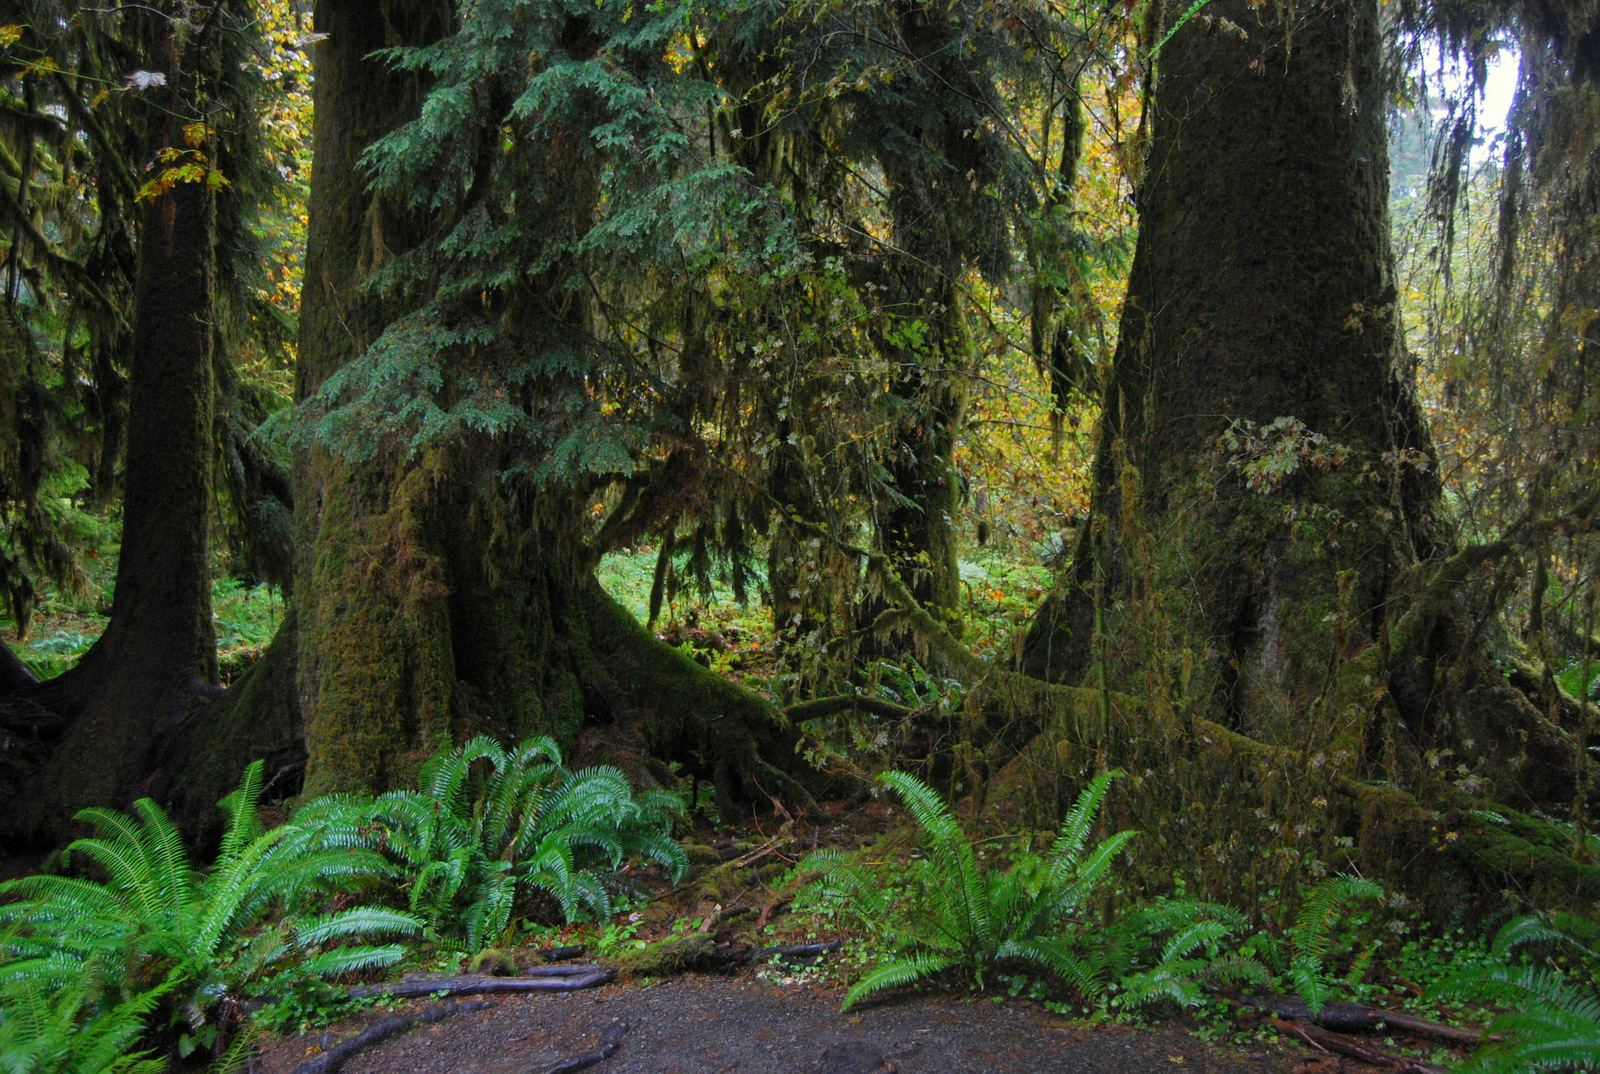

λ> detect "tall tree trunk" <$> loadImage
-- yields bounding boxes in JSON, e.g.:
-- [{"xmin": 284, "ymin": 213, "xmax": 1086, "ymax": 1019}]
[
  {"xmin": 1009, "ymin": 0, "xmax": 1596, "ymax": 906},
  {"xmin": 293, "ymin": 0, "xmax": 817, "ymax": 812},
  {"xmin": 1026, "ymin": 0, "xmax": 1437, "ymax": 736},
  {"xmin": 14, "ymin": 63, "xmax": 219, "ymax": 839}
]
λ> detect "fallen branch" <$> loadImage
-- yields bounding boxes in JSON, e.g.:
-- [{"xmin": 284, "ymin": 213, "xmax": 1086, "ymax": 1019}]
[
  {"xmin": 346, "ymin": 968, "xmax": 614, "ymax": 1000},
  {"xmin": 289, "ymin": 998, "xmax": 494, "ymax": 1074},
  {"xmin": 540, "ymin": 1020, "xmax": 629, "ymax": 1074},
  {"xmin": 541, "ymin": 944, "xmax": 587, "ymax": 963},
  {"xmin": 1268, "ymin": 1016, "xmax": 1450, "ymax": 1074},
  {"xmin": 1239, "ymin": 994, "xmax": 1486, "ymax": 1046},
  {"xmin": 759, "ymin": 940, "xmax": 843, "ymax": 963}
]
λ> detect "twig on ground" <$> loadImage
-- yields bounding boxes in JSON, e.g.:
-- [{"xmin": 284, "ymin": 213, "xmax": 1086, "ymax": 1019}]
[{"xmin": 346, "ymin": 969, "xmax": 614, "ymax": 1000}]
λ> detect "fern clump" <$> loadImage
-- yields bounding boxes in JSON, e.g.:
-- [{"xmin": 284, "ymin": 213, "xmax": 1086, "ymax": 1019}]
[
  {"xmin": 0, "ymin": 979, "xmax": 172, "ymax": 1074},
  {"xmin": 1428, "ymin": 912, "xmax": 1600, "ymax": 1073},
  {"xmin": 1106, "ymin": 899, "xmax": 1269, "ymax": 1012},
  {"xmin": 0, "ymin": 761, "xmax": 419, "ymax": 1063},
  {"xmin": 291, "ymin": 736, "xmax": 686, "ymax": 952},
  {"xmin": 802, "ymin": 769, "xmax": 1139, "ymax": 1008},
  {"xmin": 1248, "ymin": 875, "xmax": 1384, "ymax": 1015}
]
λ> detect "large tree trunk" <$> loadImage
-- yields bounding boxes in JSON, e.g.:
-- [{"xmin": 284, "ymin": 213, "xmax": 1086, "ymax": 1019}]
[
  {"xmin": 12, "ymin": 46, "xmax": 220, "ymax": 840},
  {"xmin": 1026, "ymin": 0, "xmax": 1437, "ymax": 731},
  {"xmin": 292, "ymin": 0, "xmax": 818, "ymax": 810},
  {"xmin": 1012, "ymin": 0, "xmax": 1593, "ymax": 907}
]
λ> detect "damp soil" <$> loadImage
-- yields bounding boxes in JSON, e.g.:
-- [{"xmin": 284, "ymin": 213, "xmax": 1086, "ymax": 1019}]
[{"xmin": 254, "ymin": 975, "xmax": 1300, "ymax": 1074}]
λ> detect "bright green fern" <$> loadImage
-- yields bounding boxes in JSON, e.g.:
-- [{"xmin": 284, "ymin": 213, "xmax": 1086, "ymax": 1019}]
[
  {"xmin": 0, "ymin": 976, "xmax": 174, "ymax": 1074},
  {"xmin": 292, "ymin": 736, "xmax": 686, "ymax": 952},
  {"xmin": 1428, "ymin": 912, "xmax": 1600, "ymax": 1073},
  {"xmin": 0, "ymin": 762, "xmax": 418, "ymax": 1063},
  {"xmin": 803, "ymin": 768, "xmax": 1136, "ymax": 1009}
]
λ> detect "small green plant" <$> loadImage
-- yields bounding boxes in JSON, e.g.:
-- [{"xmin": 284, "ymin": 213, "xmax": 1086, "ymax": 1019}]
[
  {"xmin": 1107, "ymin": 898, "xmax": 1269, "ymax": 1012},
  {"xmin": 1253, "ymin": 875, "xmax": 1383, "ymax": 1015},
  {"xmin": 1429, "ymin": 912, "xmax": 1600, "ymax": 1073},
  {"xmin": 801, "ymin": 768, "xmax": 1136, "ymax": 1009},
  {"xmin": 0, "ymin": 762, "xmax": 418, "ymax": 1063},
  {"xmin": 293, "ymin": 736, "xmax": 686, "ymax": 953}
]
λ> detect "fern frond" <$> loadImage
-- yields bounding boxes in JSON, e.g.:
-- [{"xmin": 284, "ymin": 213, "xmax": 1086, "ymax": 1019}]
[
  {"xmin": 840, "ymin": 953, "xmax": 957, "ymax": 1010},
  {"xmin": 216, "ymin": 760, "xmax": 267, "ymax": 865},
  {"xmin": 294, "ymin": 908, "xmax": 425, "ymax": 947},
  {"xmin": 1047, "ymin": 769, "xmax": 1124, "ymax": 871},
  {"xmin": 296, "ymin": 944, "xmax": 409, "ymax": 979}
]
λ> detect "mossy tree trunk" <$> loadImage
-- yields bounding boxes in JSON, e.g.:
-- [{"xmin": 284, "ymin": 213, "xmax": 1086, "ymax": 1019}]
[
  {"xmin": 291, "ymin": 0, "xmax": 818, "ymax": 809},
  {"xmin": 1013, "ymin": 0, "xmax": 1591, "ymax": 905},
  {"xmin": 859, "ymin": 3, "xmax": 1009, "ymax": 646},
  {"xmin": 14, "ymin": 8, "xmax": 221, "ymax": 840},
  {"xmin": 1026, "ymin": 0, "xmax": 1437, "ymax": 733}
]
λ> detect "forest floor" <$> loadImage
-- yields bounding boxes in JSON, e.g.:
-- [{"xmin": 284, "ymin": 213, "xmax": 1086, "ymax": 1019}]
[
  {"xmin": 252, "ymin": 975, "xmax": 1303, "ymax": 1074},
  {"xmin": 242, "ymin": 783, "xmax": 1469, "ymax": 1074}
]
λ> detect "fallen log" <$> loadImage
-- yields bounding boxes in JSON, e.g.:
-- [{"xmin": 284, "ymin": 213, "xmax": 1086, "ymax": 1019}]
[
  {"xmin": 541, "ymin": 944, "xmax": 587, "ymax": 963},
  {"xmin": 540, "ymin": 1020, "xmax": 629, "ymax": 1074},
  {"xmin": 760, "ymin": 940, "xmax": 844, "ymax": 963},
  {"xmin": 1267, "ymin": 1016, "xmax": 1451, "ymax": 1074},
  {"xmin": 1241, "ymin": 994, "xmax": 1486, "ymax": 1046},
  {"xmin": 288, "ymin": 998, "xmax": 494, "ymax": 1074},
  {"xmin": 346, "ymin": 968, "xmax": 614, "ymax": 1000}
]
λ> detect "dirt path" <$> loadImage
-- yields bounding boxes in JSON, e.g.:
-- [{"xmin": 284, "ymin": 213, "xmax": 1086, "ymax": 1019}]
[{"xmin": 256, "ymin": 976, "xmax": 1296, "ymax": 1074}]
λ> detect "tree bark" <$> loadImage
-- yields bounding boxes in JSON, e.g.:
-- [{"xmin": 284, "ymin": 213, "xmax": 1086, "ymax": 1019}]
[
  {"xmin": 1025, "ymin": 0, "xmax": 1439, "ymax": 744},
  {"xmin": 1005, "ymin": 0, "xmax": 1595, "ymax": 906},
  {"xmin": 293, "ymin": 0, "xmax": 818, "ymax": 808},
  {"xmin": 13, "ymin": 42, "xmax": 220, "ymax": 839}
]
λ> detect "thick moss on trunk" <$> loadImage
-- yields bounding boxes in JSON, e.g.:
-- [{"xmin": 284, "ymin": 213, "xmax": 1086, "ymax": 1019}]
[
  {"xmin": 1012, "ymin": 0, "xmax": 1591, "ymax": 908},
  {"xmin": 1026, "ymin": 0, "xmax": 1437, "ymax": 733},
  {"xmin": 9, "ymin": 68, "xmax": 219, "ymax": 841},
  {"xmin": 292, "ymin": 0, "xmax": 816, "ymax": 804}
]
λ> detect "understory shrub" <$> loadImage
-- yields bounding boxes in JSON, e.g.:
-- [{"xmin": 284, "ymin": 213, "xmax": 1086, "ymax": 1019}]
[
  {"xmin": 1254, "ymin": 875, "xmax": 1385, "ymax": 1015},
  {"xmin": 0, "ymin": 761, "xmax": 418, "ymax": 1066},
  {"xmin": 802, "ymin": 769, "xmax": 1260, "ymax": 1010},
  {"xmin": 290, "ymin": 735, "xmax": 687, "ymax": 952}
]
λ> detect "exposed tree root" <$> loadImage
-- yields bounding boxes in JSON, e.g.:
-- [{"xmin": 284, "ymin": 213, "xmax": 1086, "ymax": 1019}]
[
  {"xmin": 345, "ymin": 968, "xmax": 614, "ymax": 1000},
  {"xmin": 1237, "ymin": 995, "xmax": 1486, "ymax": 1046},
  {"xmin": 1265, "ymin": 1016, "xmax": 1450, "ymax": 1074},
  {"xmin": 288, "ymin": 998, "xmax": 495, "ymax": 1074},
  {"xmin": 540, "ymin": 1020, "xmax": 629, "ymax": 1074}
]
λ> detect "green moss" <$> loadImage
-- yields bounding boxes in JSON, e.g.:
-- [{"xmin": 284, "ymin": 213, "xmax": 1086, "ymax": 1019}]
[{"xmin": 614, "ymin": 934, "xmax": 720, "ymax": 977}]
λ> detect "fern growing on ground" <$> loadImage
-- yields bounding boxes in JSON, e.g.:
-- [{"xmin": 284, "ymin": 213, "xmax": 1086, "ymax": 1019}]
[
  {"xmin": 0, "ymin": 979, "xmax": 173, "ymax": 1074},
  {"xmin": 291, "ymin": 736, "xmax": 687, "ymax": 952},
  {"xmin": 803, "ymin": 769, "xmax": 1138, "ymax": 1008},
  {"xmin": 1249, "ymin": 875, "xmax": 1383, "ymax": 1015},
  {"xmin": 1106, "ymin": 898, "xmax": 1269, "ymax": 1011},
  {"xmin": 1428, "ymin": 912, "xmax": 1600, "ymax": 1073},
  {"xmin": 0, "ymin": 762, "xmax": 419, "ymax": 1063}
]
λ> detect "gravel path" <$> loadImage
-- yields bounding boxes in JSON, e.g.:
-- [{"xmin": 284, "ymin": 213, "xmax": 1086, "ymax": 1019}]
[{"xmin": 257, "ymin": 976, "xmax": 1297, "ymax": 1074}]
